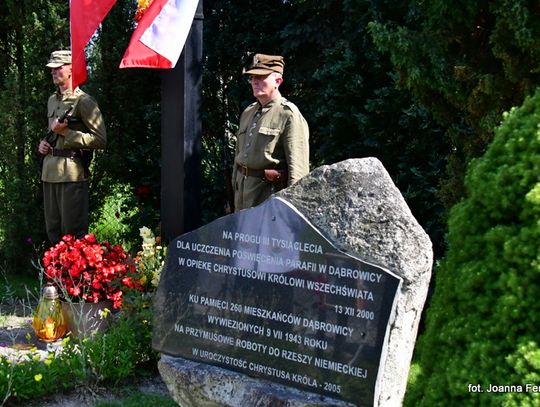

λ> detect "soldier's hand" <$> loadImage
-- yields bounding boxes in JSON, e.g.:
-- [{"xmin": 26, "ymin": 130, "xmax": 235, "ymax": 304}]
[
  {"xmin": 51, "ymin": 117, "xmax": 68, "ymax": 136},
  {"xmin": 38, "ymin": 140, "xmax": 51, "ymax": 155}
]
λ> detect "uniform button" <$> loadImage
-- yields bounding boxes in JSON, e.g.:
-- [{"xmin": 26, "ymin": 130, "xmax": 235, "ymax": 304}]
[
  {"xmin": 244, "ymin": 153, "xmax": 248, "ymax": 157},
  {"xmin": 246, "ymin": 143, "xmax": 251, "ymax": 147}
]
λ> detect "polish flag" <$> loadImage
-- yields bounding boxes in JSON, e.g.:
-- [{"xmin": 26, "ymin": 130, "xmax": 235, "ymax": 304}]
[
  {"xmin": 70, "ymin": 0, "xmax": 117, "ymax": 89},
  {"xmin": 120, "ymin": 0, "xmax": 199, "ymax": 69}
]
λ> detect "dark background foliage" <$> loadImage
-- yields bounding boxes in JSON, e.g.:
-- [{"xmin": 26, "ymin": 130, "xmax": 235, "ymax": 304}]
[
  {"xmin": 201, "ymin": 0, "xmax": 449, "ymax": 257},
  {"xmin": 369, "ymin": 0, "xmax": 540, "ymax": 205},
  {"xmin": 0, "ymin": 0, "xmax": 538, "ymax": 281}
]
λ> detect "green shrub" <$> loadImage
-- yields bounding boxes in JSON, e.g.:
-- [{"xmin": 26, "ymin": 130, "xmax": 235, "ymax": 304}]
[
  {"xmin": 0, "ymin": 340, "xmax": 84, "ymax": 403},
  {"xmin": 89, "ymin": 184, "xmax": 139, "ymax": 250},
  {"xmin": 405, "ymin": 90, "xmax": 540, "ymax": 406},
  {"xmin": 82, "ymin": 315, "xmax": 154, "ymax": 383}
]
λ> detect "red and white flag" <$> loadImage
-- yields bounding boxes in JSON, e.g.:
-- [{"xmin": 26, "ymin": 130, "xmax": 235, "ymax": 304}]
[
  {"xmin": 70, "ymin": 0, "xmax": 117, "ymax": 89},
  {"xmin": 120, "ymin": 0, "xmax": 199, "ymax": 69}
]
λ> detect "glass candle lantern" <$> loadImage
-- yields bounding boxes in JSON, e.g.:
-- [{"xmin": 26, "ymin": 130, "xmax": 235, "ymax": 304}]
[{"xmin": 32, "ymin": 285, "xmax": 67, "ymax": 342}]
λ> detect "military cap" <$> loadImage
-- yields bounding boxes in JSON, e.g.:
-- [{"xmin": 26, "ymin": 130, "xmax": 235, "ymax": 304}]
[
  {"xmin": 243, "ymin": 54, "xmax": 284, "ymax": 75},
  {"xmin": 46, "ymin": 50, "xmax": 72, "ymax": 68}
]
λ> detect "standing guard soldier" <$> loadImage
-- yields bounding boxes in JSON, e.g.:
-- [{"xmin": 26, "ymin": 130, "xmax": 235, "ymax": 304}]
[
  {"xmin": 38, "ymin": 50, "xmax": 107, "ymax": 244},
  {"xmin": 233, "ymin": 53, "xmax": 310, "ymax": 211}
]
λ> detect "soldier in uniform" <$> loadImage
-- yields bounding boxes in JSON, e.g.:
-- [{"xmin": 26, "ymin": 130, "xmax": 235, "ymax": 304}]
[
  {"xmin": 233, "ymin": 53, "xmax": 309, "ymax": 212},
  {"xmin": 38, "ymin": 50, "xmax": 107, "ymax": 244}
]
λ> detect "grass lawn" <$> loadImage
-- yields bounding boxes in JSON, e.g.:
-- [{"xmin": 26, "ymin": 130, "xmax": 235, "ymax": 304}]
[
  {"xmin": 95, "ymin": 392, "xmax": 178, "ymax": 407},
  {"xmin": 1, "ymin": 270, "xmax": 40, "ymax": 300}
]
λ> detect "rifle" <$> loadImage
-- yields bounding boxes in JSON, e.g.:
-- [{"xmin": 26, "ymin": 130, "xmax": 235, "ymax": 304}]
[
  {"xmin": 39, "ymin": 106, "xmax": 74, "ymax": 174},
  {"xmin": 223, "ymin": 124, "xmax": 235, "ymax": 214},
  {"xmin": 58, "ymin": 105, "xmax": 74, "ymax": 123},
  {"xmin": 59, "ymin": 107, "xmax": 93, "ymax": 178},
  {"xmin": 44, "ymin": 106, "xmax": 74, "ymax": 146}
]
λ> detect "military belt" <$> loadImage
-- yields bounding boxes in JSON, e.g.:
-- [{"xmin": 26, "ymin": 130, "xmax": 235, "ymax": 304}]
[
  {"xmin": 50, "ymin": 148, "xmax": 82, "ymax": 159},
  {"xmin": 238, "ymin": 164, "xmax": 265, "ymax": 178}
]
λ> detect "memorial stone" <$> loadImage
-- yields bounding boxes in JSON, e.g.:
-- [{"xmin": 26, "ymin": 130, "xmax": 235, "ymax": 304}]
[{"xmin": 155, "ymin": 158, "xmax": 433, "ymax": 406}]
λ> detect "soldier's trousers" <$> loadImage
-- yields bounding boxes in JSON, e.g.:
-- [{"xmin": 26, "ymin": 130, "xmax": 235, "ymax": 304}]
[{"xmin": 43, "ymin": 181, "xmax": 88, "ymax": 244}]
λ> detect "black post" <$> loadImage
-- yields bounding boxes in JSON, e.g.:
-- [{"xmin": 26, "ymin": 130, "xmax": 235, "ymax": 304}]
[{"xmin": 161, "ymin": 0, "xmax": 203, "ymax": 243}]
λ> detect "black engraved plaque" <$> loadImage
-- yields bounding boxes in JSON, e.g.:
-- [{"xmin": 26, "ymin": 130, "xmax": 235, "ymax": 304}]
[{"xmin": 153, "ymin": 197, "xmax": 402, "ymax": 406}]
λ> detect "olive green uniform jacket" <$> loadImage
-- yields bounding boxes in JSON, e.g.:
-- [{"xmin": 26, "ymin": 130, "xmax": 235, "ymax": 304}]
[
  {"xmin": 41, "ymin": 87, "xmax": 106, "ymax": 243},
  {"xmin": 42, "ymin": 87, "xmax": 106, "ymax": 182},
  {"xmin": 233, "ymin": 95, "xmax": 309, "ymax": 211}
]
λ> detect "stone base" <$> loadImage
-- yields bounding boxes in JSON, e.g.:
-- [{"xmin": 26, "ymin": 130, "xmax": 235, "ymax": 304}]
[{"xmin": 158, "ymin": 355, "xmax": 354, "ymax": 407}]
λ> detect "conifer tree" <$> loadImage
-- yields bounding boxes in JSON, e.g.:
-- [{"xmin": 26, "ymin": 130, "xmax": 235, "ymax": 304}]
[{"xmin": 406, "ymin": 90, "xmax": 540, "ymax": 406}]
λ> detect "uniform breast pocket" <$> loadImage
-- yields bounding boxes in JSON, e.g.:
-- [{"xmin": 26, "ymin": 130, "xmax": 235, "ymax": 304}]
[
  {"xmin": 47, "ymin": 105, "xmax": 56, "ymax": 124},
  {"xmin": 258, "ymin": 126, "xmax": 281, "ymax": 153},
  {"xmin": 48, "ymin": 104, "xmax": 71, "ymax": 124}
]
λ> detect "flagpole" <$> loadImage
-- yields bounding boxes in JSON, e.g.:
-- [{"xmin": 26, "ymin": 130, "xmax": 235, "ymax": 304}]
[{"xmin": 160, "ymin": 0, "xmax": 203, "ymax": 242}]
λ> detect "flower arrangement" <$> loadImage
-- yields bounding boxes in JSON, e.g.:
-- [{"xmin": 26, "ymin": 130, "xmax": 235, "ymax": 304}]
[
  {"xmin": 120, "ymin": 226, "xmax": 165, "ymax": 318},
  {"xmin": 134, "ymin": 226, "xmax": 165, "ymax": 289},
  {"xmin": 42, "ymin": 234, "xmax": 141, "ymax": 309}
]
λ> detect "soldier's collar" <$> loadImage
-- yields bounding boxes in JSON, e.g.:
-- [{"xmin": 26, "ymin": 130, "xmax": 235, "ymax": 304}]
[
  {"xmin": 258, "ymin": 94, "xmax": 282, "ymax": 110},
  {"xmin": 56, "ymin": 86, "xmax": 80, "ymax": 98}
]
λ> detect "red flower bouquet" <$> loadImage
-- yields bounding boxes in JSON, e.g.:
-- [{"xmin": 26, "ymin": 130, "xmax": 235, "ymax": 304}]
[{"xmin": 42, "ymin": 234, "xmax": 141, "ymax": 309}]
